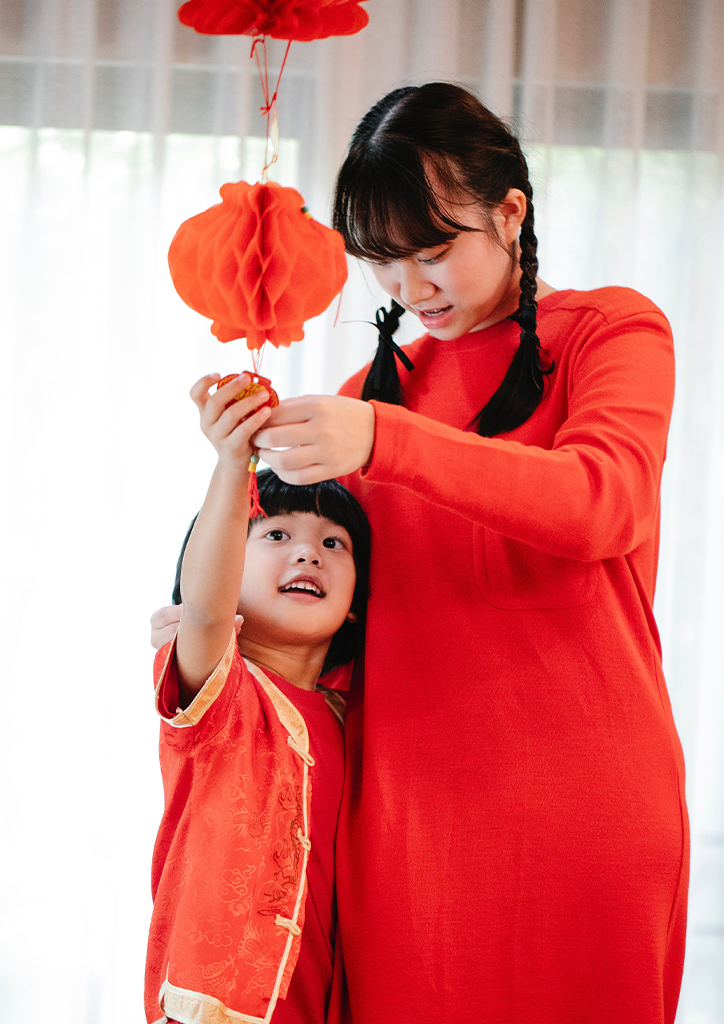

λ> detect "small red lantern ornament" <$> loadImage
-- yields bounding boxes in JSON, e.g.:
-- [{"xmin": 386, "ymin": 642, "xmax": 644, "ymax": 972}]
[
  {"xmin": 168, "ymin": 180, "xmax": 347, "ymax": 350},
  {"xmin": 177, "ymin": 0, "xmax": 369, "ymax": 40},
  {"xmin": 217, "ymin": 373, "xmax": 280, "ymax": 410}
]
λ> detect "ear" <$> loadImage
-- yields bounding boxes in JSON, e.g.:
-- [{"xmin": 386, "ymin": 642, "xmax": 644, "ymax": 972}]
[
  {"xmin": 346, "ymin": 609, "xmax": 358, "ymax": 624},
  {"xmin": 495, "ymin": 188, "xmax": 528, "ymax": 246}
]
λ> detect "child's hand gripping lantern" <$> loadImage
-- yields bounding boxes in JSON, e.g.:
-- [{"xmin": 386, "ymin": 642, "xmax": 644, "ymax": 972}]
[{"xmin": 215, "ymin": 373, "xmax": 280, "ymax": 518}]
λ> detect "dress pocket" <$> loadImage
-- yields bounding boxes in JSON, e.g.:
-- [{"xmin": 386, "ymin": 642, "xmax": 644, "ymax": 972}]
[{"xmin": 473, "ymin": 526, "xmax": 599, "ymax": 610}]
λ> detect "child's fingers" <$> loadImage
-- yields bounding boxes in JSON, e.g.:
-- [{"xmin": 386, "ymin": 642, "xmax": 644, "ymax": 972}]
[
  {"xmin": 191, "ymin": 372, "xmax": 259, "ymax": 420},
  {"xmin": 227, "ymin": 403, "xmax": 272, "ymax": 442},
  {"xmin": 203, "ymin": 374, "xmax": 265, "ymax": 428},
  {"xmin": 214, "ymin": 388, "xmax": 271, "ymax": 436},
  {"xmin": 189, "ymin": 372, "xmax": 223, "ymax": 411}
]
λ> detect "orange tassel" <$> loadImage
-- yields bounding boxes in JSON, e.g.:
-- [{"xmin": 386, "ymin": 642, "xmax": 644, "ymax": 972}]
[{"xmin": 248, "ymin": 452, "xmax": 266, "ymax": 518}]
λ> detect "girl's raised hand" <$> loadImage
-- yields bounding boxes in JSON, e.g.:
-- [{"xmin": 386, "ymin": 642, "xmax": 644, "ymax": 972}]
[
  {"xmin": 190, "ymin": 373, "xmax": 273, "ymax": 473},
  {"xmin": 252, "ymin": 395, "xmax": 375, "ymax": 485}
]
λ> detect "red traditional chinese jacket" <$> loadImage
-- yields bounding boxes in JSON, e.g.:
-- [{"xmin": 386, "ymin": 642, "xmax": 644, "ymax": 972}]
[{"xmin": 145, "ymin": 632, "xmax": 346, "ymax": 1024}]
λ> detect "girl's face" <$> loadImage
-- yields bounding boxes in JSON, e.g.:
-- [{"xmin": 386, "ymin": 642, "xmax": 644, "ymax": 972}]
[
  {"xmin": 237, "ymin": 512, "xmax": 357, "ymax": 650},
  {"xmin": 369, "ymin": 189, "xmax": 527, "ymax": 340}
]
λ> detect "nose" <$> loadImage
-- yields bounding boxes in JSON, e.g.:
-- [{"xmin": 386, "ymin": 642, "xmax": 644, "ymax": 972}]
[
  {"xmin": 293, "ymin": 544, "xmax": 321, "ymax": 566},
  {"xmin": 398, "ymin": 263, "xmax": 436, "ymax": 308}
]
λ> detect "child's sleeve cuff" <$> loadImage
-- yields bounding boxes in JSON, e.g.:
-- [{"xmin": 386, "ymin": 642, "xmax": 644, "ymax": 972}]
[{"xmin": 154, "ymin": 630, "xmax": 238, "ymax": 728}]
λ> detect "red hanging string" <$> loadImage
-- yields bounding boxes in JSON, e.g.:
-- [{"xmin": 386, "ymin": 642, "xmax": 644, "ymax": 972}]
[
  {"xmin": 333, "ymin": 287, "xmax": 344, "ymax": 327},
  {"xmin": 250, "ymin": 36, "xmax": 270, "ymax": 108},
  {"xmin": 246, "ymin": 35, "xmax": 293, "ymax": 517},
  {"xmin": 250, "ymin": 36, "xmax": 293, "ymax": 180}
]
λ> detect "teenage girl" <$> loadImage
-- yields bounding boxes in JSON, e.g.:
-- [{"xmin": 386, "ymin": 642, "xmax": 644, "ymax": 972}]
[
  {"xmin": 153, "ymin": 84, "xmax": 687, "ymax": 1024},
  {"xmin": 254, "ymin": 84, "xmax": 688, "ymax": 1024}
]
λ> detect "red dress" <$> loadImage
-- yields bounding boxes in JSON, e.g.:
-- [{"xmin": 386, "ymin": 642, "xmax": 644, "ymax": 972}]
[{"xmin": 335, "ymin": 287, "xmax": 687, "ymax": 1024}]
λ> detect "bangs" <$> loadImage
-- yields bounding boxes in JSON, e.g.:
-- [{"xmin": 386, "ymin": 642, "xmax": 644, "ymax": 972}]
[
  {"xmin": 334, "ymin": 143, "xmax": 478, "ymax": 262},
  {"xmin": 254, "ymin": 470, "xmax": 369, "ymax": 551}
]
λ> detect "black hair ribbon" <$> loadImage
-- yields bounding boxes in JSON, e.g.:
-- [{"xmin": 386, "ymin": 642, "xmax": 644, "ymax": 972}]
[{"xmin": 368, "ymin": 299, "xmax": 414, "ymax": 392}]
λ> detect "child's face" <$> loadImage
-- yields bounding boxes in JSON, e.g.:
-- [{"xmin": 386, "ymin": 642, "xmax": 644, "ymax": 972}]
[{"xmin": 237, "ymin": 511, "xmax": 357, "ymax": 649}]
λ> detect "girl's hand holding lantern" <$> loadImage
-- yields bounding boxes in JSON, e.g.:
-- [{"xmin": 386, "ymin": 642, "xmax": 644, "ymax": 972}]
[{"xmin": 252, "ymin": 394, "xmax": 376, "ymax": 485}]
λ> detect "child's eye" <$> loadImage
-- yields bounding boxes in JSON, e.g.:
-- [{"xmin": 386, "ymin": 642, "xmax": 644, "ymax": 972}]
[
  {"xmin": 323, "ymin": 536, "xmax": 344, "ymax": 550},
  {"xmin": 266, "ymin": 529, "xmax": 288, "ymax": 541}
]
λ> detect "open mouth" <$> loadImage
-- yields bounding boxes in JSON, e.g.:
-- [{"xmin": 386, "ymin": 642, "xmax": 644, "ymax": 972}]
[
  {"xmin": 418, "ymin": 305, "xmax": 454, "ymax": 324},
  {"xmin": 279, "ymin": 580, "xmax": 325, "ymax": 599}
]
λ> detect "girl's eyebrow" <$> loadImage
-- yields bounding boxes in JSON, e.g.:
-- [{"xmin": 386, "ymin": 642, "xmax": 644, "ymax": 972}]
[
  {"xmin": 419, "ymin": 241, "xmax": 451, "ymax": 253},
  {"xmin": 419, "ymin": 233, "xmax": 459, "ymax": 251}
]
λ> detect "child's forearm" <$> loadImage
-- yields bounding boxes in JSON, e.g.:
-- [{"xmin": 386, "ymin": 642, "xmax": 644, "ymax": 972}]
[
  {"xmin": 171, "ymin": 372, "xmax": 272, "ymax": 702},
  {"xmin": 175, "ymin": 461, "xmax": 250, "ymax": 697}
]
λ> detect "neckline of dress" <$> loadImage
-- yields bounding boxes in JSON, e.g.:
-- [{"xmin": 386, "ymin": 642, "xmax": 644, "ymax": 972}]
[{"xmin": 419, "ymin": 288, "xmax": 569, "ymax": 351}]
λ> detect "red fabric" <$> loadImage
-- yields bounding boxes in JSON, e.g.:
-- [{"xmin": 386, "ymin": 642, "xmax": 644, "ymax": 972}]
[
  {"xmin": 333, "ymin": 287, "xmax": 688, "ymax": 1024},
  {"xmin": 177, "ymin": 0, "xmax": 369, "ymax": 41},
  {"xmin": 270, "ymin": 673, "xmax": 345, "ymax": 1024},
  {"xmin": 167, "ymin": 180, "xmax": 347, "ymax": 349},
  {"xmin": 145, "ymin": 637, "xmax": 344, "ymax": 1024}
]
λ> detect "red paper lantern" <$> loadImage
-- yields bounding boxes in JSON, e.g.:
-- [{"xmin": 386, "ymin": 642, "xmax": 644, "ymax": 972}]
[
  {"xmin": 168, "ymin": 180, "xmax": 347, "ymax": 350},
  {"xmin": 177, "ymin": 0, "xmax": 369, "ymax": 40}
]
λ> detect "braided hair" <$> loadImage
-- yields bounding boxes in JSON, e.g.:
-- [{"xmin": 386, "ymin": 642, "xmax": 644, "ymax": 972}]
[{"xmin": 333, "ymin": 83, "xmax": 553, "ymax": 437}]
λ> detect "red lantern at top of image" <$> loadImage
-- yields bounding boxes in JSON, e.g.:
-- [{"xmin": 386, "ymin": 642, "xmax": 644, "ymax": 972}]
[{"xmin": 177, "ymin": 0, "xmax": 369, "ymax": 41}]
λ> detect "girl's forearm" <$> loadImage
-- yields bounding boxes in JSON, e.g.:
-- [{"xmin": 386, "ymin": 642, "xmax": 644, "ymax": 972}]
[{"xmin": 175, "ymin": 462, "xmax": 250, "ymax": 695}]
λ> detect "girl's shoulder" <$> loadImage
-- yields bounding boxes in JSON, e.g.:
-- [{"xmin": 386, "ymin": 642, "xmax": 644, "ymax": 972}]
[
  {"xmin": 539, "ymin": 286, "xmax": 669, "ymax": 328},
  {"xmin": 537, "ymin": 287, "xmax": 674, "ymax": 382}
]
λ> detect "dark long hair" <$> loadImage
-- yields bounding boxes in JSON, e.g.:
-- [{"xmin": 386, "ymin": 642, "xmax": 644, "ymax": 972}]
[
  {"xmin": 172, "ymin": 470, "xmax": 371, "ymax": 673},
  {"xmin": 333, "ymin": 82, "xmax": 553, "ymax": 436}
]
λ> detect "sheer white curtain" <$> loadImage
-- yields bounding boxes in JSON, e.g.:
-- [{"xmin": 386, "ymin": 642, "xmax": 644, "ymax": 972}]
[{"xmin": 1, "ymin": 1, "xmax": 722, "ymax": 1020}]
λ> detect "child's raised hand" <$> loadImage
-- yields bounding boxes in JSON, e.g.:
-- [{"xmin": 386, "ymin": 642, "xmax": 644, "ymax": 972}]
[{"xmin": 190, "ymin": 373, "xmax": 273, "ymax": 473}]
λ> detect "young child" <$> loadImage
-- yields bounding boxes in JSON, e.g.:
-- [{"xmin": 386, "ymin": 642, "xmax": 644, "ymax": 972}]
[{"xmin": 145, "ymin": 372, "xmax": 370, "ymax": 1024}]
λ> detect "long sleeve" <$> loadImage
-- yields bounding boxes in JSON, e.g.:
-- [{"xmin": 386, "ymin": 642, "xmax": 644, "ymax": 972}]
[{"xmin": 355, "ymin": 299, "xmax": 674, "ymax": 561}]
